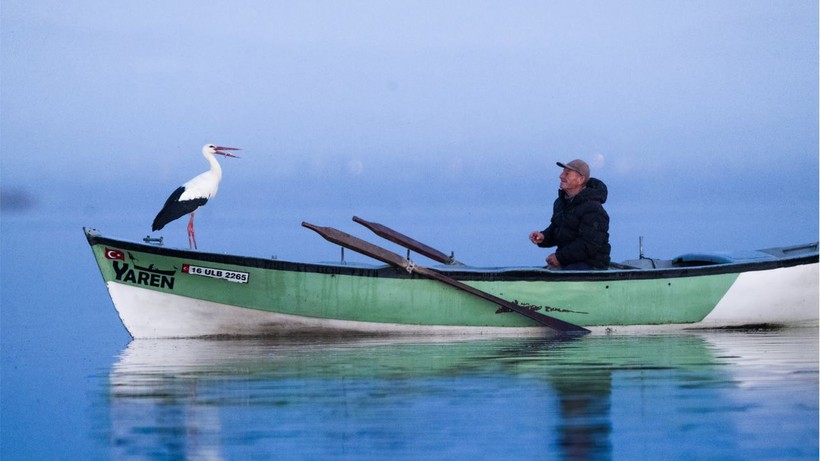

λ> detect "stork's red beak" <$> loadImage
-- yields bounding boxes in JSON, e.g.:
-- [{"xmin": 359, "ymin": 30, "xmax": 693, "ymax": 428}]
[{"xmin": 215, "ymin": 146, "xmax": 241, "ymax": 158}]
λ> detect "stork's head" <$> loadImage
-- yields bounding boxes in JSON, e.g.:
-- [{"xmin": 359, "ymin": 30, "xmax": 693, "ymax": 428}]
[{"xmin": 203, "ymin": 144, "xmax": 241, "ymax": 158}]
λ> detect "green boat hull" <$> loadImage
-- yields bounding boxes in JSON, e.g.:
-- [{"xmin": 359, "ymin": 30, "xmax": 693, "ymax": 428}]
[{"xmin": 84, "ymin": 228, "xmax": 819, "ymax": 338}]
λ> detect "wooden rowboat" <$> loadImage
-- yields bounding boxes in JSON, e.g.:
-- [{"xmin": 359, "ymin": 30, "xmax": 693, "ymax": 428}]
[{"xmin": 84, "ymin": 218, "xmax": 818, "ymax": 339}]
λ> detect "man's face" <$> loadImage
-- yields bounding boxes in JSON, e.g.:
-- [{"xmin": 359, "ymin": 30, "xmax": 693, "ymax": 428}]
[{"xmin": 559, "ymin": 168, "xmax": 585, "ymax": 193}]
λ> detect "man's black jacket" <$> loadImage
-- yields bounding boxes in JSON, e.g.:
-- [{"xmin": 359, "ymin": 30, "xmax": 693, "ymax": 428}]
[{"xmin": 538, "ymin": 177, "xmax": 611, "ymax": 269}]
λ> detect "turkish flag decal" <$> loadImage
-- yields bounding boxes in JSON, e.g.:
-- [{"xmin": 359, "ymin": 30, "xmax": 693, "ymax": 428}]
[{"xmin": 105, "ymin": 248, "xmax": 125, "ymax": 261}]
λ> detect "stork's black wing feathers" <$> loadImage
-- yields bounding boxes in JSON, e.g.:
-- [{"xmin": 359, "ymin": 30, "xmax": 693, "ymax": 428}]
[{"xmin": 151, "ymin": 186, "xmax": 209, "ymax": 231}]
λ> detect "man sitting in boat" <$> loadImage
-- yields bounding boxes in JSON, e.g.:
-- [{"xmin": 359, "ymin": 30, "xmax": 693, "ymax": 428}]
[{"xmin": 529, "ymin": 159, "xmax": 611, "ymax": 270}]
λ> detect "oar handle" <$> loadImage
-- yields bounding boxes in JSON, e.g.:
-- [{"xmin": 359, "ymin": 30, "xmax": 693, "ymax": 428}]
[{"xmin": 302, "ymin": 222, "xmax": 410, "ymax": 270}]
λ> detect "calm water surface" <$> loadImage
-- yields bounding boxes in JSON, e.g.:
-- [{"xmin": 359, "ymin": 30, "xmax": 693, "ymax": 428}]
[
  {"xmin": 99, "ymin": 331, "xmax": 818, "ymax": 461},
  {"xmin": 1, "ymin": 212, "xmax": 818, "ymax": 460}
]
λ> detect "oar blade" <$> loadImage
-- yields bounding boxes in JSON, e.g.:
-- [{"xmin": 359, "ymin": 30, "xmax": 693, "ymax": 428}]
[
  {"xmin": 413, "ymin": 266, "xmax": 589, "ymax": 334},
  {"xmin": 353, "ymin": 216, "xmax": 457, "ymax": 265}
]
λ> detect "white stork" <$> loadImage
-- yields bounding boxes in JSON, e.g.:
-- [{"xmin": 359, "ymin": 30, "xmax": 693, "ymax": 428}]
[{"xmin": 151, "ymin": 144, "xmax": 240, "ymax": 249}]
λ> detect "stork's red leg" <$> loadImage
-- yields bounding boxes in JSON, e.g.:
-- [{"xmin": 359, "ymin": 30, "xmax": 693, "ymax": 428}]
[{"xmin": 187, "ymin": 212, "xmax": 197, "ymax": 249}]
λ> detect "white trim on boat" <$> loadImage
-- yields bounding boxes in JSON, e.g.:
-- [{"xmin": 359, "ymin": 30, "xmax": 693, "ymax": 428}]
[
  {"xmin": 700, "ymin": 261, "xmax": 819, "ymax": 326},
  {"xmin": 107, "ymin": 282, "xmax": 549, "ymax": 339}
]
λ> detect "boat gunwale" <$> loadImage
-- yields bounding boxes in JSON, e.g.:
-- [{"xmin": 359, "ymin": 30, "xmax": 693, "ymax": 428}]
[{"xmin": 84, "ymin": 228, "xmax": 819, "ymax": 283}]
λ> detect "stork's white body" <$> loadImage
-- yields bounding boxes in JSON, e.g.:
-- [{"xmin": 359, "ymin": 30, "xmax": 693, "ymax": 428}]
[
  {"xmin": 179, "ymin": 152, "xmax": 223, "ymax": 202},
  {"xmin": 151, "ymin": 144, "xmax": 239, "ymax": 249}
]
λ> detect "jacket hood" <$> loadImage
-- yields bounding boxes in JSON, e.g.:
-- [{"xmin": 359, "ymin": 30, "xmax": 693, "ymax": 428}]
[{"xmin": 559, "ymin": 177, "xmax": 608, "ymax": 204}]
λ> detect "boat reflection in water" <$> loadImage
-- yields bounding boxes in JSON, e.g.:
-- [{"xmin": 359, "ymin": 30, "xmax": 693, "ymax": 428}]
[{"xmin": 106, "ymin": 329, "xmax": 818, "ymax": 460}]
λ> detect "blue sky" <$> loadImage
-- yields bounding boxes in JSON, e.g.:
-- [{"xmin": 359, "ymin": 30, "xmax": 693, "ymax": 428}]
[{"xmin": 2, "ymin": 1, "xmax": 817, "ymax": 264}]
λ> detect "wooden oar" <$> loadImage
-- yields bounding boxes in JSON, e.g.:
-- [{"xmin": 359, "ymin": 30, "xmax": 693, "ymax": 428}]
[
  {"xmin": 302, "ymin": 221, "xmax": 590, "ymax": 335},
  {"xmin": 353, "ymin": 216, "xmax": 461, "ymax": 265},
  {"xmin": 355, "ymin": 216, "xmax": 639, "ymax": 272}
]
